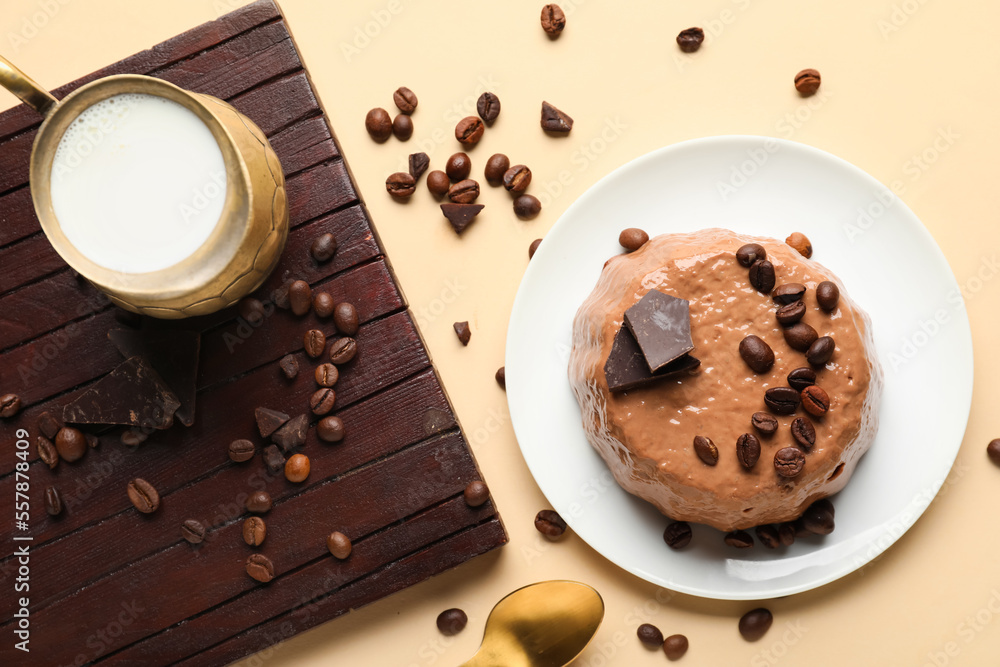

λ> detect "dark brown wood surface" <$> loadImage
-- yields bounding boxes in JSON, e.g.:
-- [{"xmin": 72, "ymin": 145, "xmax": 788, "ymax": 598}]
[{"xmin": 0, "ymin": 2, "xmax": 506, "ymax": 665}]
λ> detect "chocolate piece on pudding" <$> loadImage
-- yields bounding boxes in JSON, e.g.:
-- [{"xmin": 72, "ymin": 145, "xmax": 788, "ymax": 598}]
[
  {"xmin": 623, "ymin": 290, "xmax": 694, "ymax": 372},
  {"xmin": 604, "ymin": 325, "xmax": 700, "ymax": 392}
]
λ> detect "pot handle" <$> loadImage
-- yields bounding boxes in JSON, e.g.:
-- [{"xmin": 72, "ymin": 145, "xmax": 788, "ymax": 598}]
[{"xmin": 0, "ymin": 56, "xmax": 58, "ymax": 116}]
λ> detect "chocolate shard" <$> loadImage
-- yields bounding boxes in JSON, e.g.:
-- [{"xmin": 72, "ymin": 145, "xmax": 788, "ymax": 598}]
[
  {"xmin": 272, "ymin": 414, "xmax": 308, "ymax": 453},
  {"xmin": 256, "ymin": 408, "xmax": 290, "ymax": 438},
  {"xmin": 408, "ymin": 152, "xmax": 430, "ymax": 181},
  {"xmin": 63, "ymin": 356, "xmax": 180, "ymax": 429},
  {"xmin": 441, "ymin": 203, "xmax": 484, "ymax": 235},
  {"xmin": 604, "ymin": 325, "xmax": 700, "ymax": 392},
  {"xmin": 108, "ymin": 329, "xmax": 201, "ymax": 427},
  {"xmin": 623, "ymin": 290, "xmax": 694, "ymax": 372},
  {"xmin": 541, "ymin": 101, "xmax": 573, "ymax": 133}
]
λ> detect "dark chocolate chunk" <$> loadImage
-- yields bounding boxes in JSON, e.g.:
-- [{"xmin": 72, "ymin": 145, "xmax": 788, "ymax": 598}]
[
  {"xmin": 441, "ymin": 203, "xmax": 484, "ymax": 235},
  {"xmin": 272, "ymin": 413, "xmax": 309, "ymax": 453},
  {"xmin": 623, "ymin": 290, "xmax": 694, "ymax": 372},
  {"xmin": 541, "ymin": 101, "xmax": 573, "ymax": 133},
  {"xmin": 63, "ymin": 356, "xmax": 180, "ymax": 430},
  {"xmin": 604, "ymin": 325, "xmax": 700, "ymax": 392},
  {"xmin": 108, "ymin": 329, "xmax": 200, "ymax": 426},
  {"xmin": 255, "ymin": 407, "xmax": 290, "ymax": 438},
  {"xmin": 408, "ymin": 152, "xmax": 430, "ymax": 180}
]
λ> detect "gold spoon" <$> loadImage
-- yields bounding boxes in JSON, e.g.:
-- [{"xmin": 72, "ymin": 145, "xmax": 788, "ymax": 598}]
[{"xmin": 459, "ymin": 580, "xmax": 605, "ymax": 667}]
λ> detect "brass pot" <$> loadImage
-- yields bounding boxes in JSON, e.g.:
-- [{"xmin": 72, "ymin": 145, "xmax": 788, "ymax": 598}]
[{"xmin": 0, "ymin": 57, "xmax": 289, "ymax": 319}]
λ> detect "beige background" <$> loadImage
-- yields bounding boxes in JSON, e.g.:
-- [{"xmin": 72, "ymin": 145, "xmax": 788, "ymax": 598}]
[{"xmin": 3, "ymin": 0, "xmax": 999, "ymax": 664}]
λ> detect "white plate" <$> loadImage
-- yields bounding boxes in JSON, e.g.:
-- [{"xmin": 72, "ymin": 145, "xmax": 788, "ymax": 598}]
[{"xmin": 505, "ymin": 136, "xmax": 973, "ymax": 600}]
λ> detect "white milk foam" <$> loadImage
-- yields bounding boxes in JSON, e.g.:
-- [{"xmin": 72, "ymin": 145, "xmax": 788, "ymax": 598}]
[{"xmin": 50, "ymin": 93, "xmax": 228, "ymax": 274}]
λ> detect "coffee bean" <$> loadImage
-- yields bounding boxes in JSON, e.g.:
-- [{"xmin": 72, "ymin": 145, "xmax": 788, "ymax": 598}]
[
  {"xmin": 0, "ymin": 393, "xmax": 21, "ymax": 418},
  {"xmin": 284, "ymin": 453, "xmax": 310, "ymax": 483},
  {"xmin": 313, "ymin": 292, "xmax": 335, "ymax": 318},
  {"xmin": 309, "ymin": 388, "xmax": 337, "ymax": 416},
  {"xmin": 736, "ymin": 433, "xmax": 761, "ymax": 469},
  {"xmin": 386, "ymin": 171, "xmax": 416, "ymax": 198},
  {"xmin": 302, "ymin": 329, "xmax": 326, "ymax": 359},
  {"xmin": 540, "ymin": 101, "xmax": 573, "ymax": 133},
  {"xmin": 238, "ymin": 294, "xmax": 268, "ymax": 320},
  {"xmin": 325, "ymin": 338, "xmax": 355, "ymax": 366},
  {"xmin": 246, "ymin": 553, "xmax": 275, "ymax": 583},
  {"xmin": 279, "ymin": 354, "xmax": 298, "ymax": 379},
  {"xmin": 246, "ymin": 490, "xmax": 272, "ymax": 514},
  {"xmin": 455, "ymin": 116, "xmax": 484, "ymax": 145},
  {"xmin": 365, "ymin": 107, "xmax": 392, "ymax": 142},
  {"xmin": 816, "ymin": 281, "xmax": 840, "ymax": 311},
  {"xmin": 725, "ymin": 530, "xmax": 754, "ymax": 548},
  {"xmin": 637, "ymin": 623, "xmax": 664, "ymax": 648},
  {"xmin": 535, "ymin": 509, "xmax": 567, "ymax": 538},
  {"xmin": 448, "ymin": 179, "xmax": 480, "ymax": 204},
  {"xmin": 445, "ymin": 152, "xmax": 471, "ymax": 181},
  {"xmin": 228, "ymin": 439, "xmax": 256, "ymax": 463},
  {"xmin": 309, "ymin": 234, "xmax": 337, "ymax": 265},
  {"xmin": 288, "ymin": 280, "xmax": 312, "ymax": 316},
  {"xmin": 806, "ymin": 336, "xmax": 835, "ymax": 366},
  {"xmin": 540, "ymin": 4, "xmax": 566, "ymax": 36},
  {"xmin": 772, "ymin": 283, "xmax": 806, "ymax": 305},
  {"xmin": 317, "ymin": 416, "xmax": 345, "ymax": 443},
  {"xmin": 778, "ymin": 523, "xmax": 796, "ymax": 546},
  {"xmin": 437, "ymin": 608, "xmax": 468, "ymax": 635},
  {"xmin": 315, "ymin": 363, "xmax": 339, "ymax": 388},
  {"xmin": 782, "ymin": 322, "xmax": 818, "ymax": 351},
  {"xmin": 393, "ymin": 86, "xmax": 418, "ymax": 114},
  {"xmin": 794, "ymin": 69, "xmax": 821, "ymax": 96},
  {"xmin": 529, "ymin": 238, "xmax": 542, "ymax": 259},
  {"xmin": 495, "ymin": 367, "xmax": 506, "ymax": 389},
  {"xmin": 739, "ymin": 608, "xmax": 773, "ymax": 641},
  {"xmin": 513, "ymin": 194, "xmax": 542, "ymax": 219},
  {"xmin": 774, "ymin": 447, "xmax": 805, "ymax": 478},
  {"xmin": 464, "ymin": 480, "xmax": 490, "ymax": 507},
  {"xmin": 503, "ymin": 164, "xmax": 532, "ymax": 192},
  {"xmin": 334, "ymin": 302, "xmax": 359, "ymax": 335},
  {"xmin": 693, "ymin": 435, "xmax": 718, "ymax": 466},
  {"xmin": 392, "ymin": 114, "xmax": 413, "ymax": 141},
  {"xmin": 676, "ymin": 26, "xmax": 705, "ymax": 52},
  {"xmin": 45, "ymin": 486, "xmax": 62, "ymax": 516},
  {"xmin": 801, "ymin": 498, "xmax": 835, "ymax": 535},
  {"xmin": 663, "ymin": 634, "xmax": 689, "ymax": 660},
  {"xmin": 454, "ymin": 321, "xmax": 471, "ymax": 346},
  {"xmin": 121, "ymin": 430, "xmax": 147, "ymax": 446},
  {"xmin": 477, "ymin": 92, "xmax": 501, "ymax": 123},
  {"xmin": 427, "ymin": 170, "xmax": 450, "ymax": 197},
  {"xmin": 786, "ymin": 232, "xmax": 813, "ymax": 258},
  {"xmin": 327, "ymin": 530, "xmax": 353, "ymax": 559},
  {"xmin": 755, "ymin": 525, "xmax": 781, "ymax": 549},
  {"xmin": 749, "ymin": 259, "xmax": 776, "ymax": 293},
  {"xmin": 988, "ymin": 439, "xmax": 1000, "ymax": 466},
  {"xmin": 775, "ymin": 300, "xmax": 806, "ymax": 326},
  {"xmin": 736, "ymin": 243, "xmax": 766, "ymax": 267},
  {"xmin": 38, "ymin": 411, "xmax": 62, "ymax": 439},
  {"xmin": 55, "ymin": 427, "xmax": 87, "ymax": 463},
  {"xmin": 484, "ymin": 153, "xmax": 510, "ymax": 186},
  {"xmin": 243, "ymin": 516, "xmax": 267, "ymax": 546},
  {"xmin": 787, "ymin": 367, "xmax": 817, "ymax": 391},
  {"xmin": 739, "ymin": 335, "xmax": 775, "ymax": 373},
  {"xmin": 764, "ymin": 387, "xmax": 800, "ymax": 415},
  {"xmin": 127, "ymin": 478, "xmax": 160, "ymax": 513},
  {"xmin": 619, "ymin": 228, "xmax": 649, "ymax": 252},
  {"xmin": 663, "ymin": 520, "xmax": 692, "ymax": 549},
  {"xmin": 262, "ymin": 445, "xmax": 285, "ymax": 475},
  {"xmin": 181, "ymin": 519, "xmax": 206, "ymax": 544},
  {"xmin": 800, "ymin": 385, "xmax": 830, "ymax": 416},
  {"xmin": 791, "ymin": 418, "xmax": 816, "ymax": 448},
  {"xmin": 751, "ymin": 412, "xmax": 778, "ymax": 436},
  {"xmin": 409, "ymin": 152, "xmax": 430, "ymax": 181}
]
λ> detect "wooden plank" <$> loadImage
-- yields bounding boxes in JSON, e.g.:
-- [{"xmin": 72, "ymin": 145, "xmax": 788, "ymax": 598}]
[
  {"xmin": 268, "ymin": 115, "xmax": 338, "ymax": 175},
  {"xmin": 0, "ymin": 309, "xmax": 430, "ymax": 550},
  {"xmin": 0, "ymin": 234, "xmax": 68, "ymax": 299},
  {"xmin": 108, "ymin": 499, "xmax": 499, "ymax": 666},
  {"xmin": 0, "ymin": 0, "xmax": 281, "ymax": 141},
  {"xmin": 175, "ymin": 520, "xmax": 506, "ymax": 667},
  {"xmin": 0, "ymin": 186, "xmax": 34, "ymax": 246},
  {"xmin": 0, "ymin": 272, "xmax": 111, "ymax": 351},
  {"xmin": 0, "ymin": 369, "xmax": 455, "ymax": 617},
  {"xmin": 5, "ymin": 434, "xmax": 479, "ymax": 667},
  {"xmin": 285, "ymin": 160, "xmax": 358, "ymax": 224},
  {"xmin": 228, "ymin": 70, "xmax": 321, "ymax": 137}
]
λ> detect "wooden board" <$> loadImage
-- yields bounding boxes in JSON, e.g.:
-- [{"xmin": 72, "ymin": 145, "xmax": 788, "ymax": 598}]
[{"xmin": 0, "ymin": 3, "xmax": 506, "ymax": 665}]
